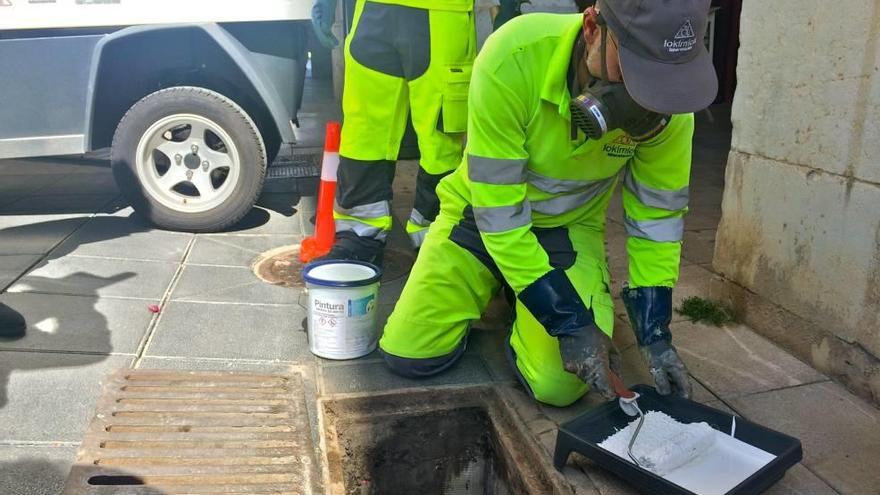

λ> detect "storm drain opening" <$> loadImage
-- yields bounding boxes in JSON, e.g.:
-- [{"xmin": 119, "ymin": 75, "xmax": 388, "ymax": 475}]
[
  {"xmin": 63, "ymin": 370, "xmax": 320, "ymax": 495},
  {"xmin": 321, "ymin": 386, "xmax": 568, "ymax": 495}
]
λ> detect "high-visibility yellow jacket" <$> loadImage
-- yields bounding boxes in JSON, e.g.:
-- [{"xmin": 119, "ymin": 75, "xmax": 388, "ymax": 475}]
[
  {"xmin": 438, "ymin": 13, "xmax": 693, "ymax": 293},
  {"xmin": 369, "ymin": 0, "xmax": 473, "ymax": 11}
]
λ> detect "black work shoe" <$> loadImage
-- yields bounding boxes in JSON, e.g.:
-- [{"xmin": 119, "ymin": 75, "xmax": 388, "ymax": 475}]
[
  {"xmin": 0, "ymin": 303, "xmax": 26, "ymax": 340},
  {"xmin": 313, "ymin": 232, "xmax": 384, "ymax": 268}
]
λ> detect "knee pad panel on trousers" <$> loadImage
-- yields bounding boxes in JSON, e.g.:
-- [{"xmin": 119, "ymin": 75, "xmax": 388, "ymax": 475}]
[{"xmin": 379, "ymin": 339, "xmax": 467, "ymax": 379}]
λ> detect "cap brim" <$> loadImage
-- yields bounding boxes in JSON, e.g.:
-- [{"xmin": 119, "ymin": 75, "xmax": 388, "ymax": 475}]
[{"xmin": 618, "ymin": 43, "xmax": 719, "ymax": 115}]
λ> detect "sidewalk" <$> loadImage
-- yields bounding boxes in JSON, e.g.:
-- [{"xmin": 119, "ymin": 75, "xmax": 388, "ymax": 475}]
[{"xmin": 0, "ymin": 92, "xmax": 878, "ymax": 494}]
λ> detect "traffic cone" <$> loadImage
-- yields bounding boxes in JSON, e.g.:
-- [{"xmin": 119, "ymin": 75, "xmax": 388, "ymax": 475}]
[{"xmin": 299, "ymin": 121, "xmax": 341, "ymax": 263}]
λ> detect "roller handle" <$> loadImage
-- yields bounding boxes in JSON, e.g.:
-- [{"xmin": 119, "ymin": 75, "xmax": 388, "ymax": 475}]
[{"xmin": 608, "ymin": 368, "xmax": 636, "ymax": 399}]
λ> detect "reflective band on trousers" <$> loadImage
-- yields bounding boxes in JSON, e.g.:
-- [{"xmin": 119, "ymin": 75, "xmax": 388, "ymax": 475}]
[
  {"xmin": 623, "ymin": 166, "xmax": 689, "ymax": 211},
  {"xmin": 624, "ymin": 215, "xmax": 684, "ymax": 242},
  {"xmin": 467, "ymin": 155, "xmax": 528, "ymax": 184},
  {"xmin": 526, "ymin": 170, "xmax": 608, "ymax": 195},
  {"xmin": 334, "ymin": 199, "xmax": 391, "ymax": 219},
  {"xmin": 531, "ymin": 178, "xmax": 615, "ymax": 216},
  {"xmin": 409, "ymin": 228, "xmax": 428, "ymax": 248},
  {"xmin": 473, "ymin": 203, "xmax": 532, "ymax": 233},
  {"xmin": 409, "ymin": 209, "xmax": 431, "ymax": 227},
  {"xmin": 335, "ymin": 219, "xmax": 389, "ymax": 241}
]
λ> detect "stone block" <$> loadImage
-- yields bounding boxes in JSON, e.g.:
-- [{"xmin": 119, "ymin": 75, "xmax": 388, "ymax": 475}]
[{"xmin": 715, "ymin": 152, "xmax": 880, "ymax": 358}]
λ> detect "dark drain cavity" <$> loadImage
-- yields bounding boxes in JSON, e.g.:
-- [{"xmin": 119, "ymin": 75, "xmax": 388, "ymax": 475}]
[{"xmin": 340, "ymin": 408, "xmax": 514, "ymax": 495}]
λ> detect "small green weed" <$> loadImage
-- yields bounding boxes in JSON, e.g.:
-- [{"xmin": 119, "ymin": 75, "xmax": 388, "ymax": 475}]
[{"xmin": 676, "ymin": 296, "xmax": 736, "ymax": 327}]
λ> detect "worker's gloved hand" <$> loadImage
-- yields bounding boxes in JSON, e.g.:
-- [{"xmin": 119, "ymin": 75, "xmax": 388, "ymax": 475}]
[
  {"xmin": 622, "ymin": 285, "xmax": 693, "ymax": 398},
  {"xmin": 518, "ymin": 268, "xmax": 615, "ymax": 399},
  {"xmin": 311, "ymin": 0, "xmax": 339, "ymax": 49},
  {"xmin": 558, "ymin": 327, "xmax": 619, "ymax": 399},
  {"xmin": 640, "ymin": 340, "xmax": 691, "ymax": 398}
]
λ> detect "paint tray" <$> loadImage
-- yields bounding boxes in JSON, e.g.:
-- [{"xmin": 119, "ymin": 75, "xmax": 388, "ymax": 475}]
[{"xmin": 554, "ymin": 385, "xmax": 802, "ymax": 495}]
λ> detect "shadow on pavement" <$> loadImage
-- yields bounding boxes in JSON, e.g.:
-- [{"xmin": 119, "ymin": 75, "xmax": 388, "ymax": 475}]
[
  {"xmin": 0, "ymin": 457, "xmax": 169, "ymax": 495},
  {"xmin": 0, "ymin": 272, "xmax": 133, "ymax": 409}
]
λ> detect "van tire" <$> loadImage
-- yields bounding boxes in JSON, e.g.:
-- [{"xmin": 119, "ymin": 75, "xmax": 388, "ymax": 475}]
[{"xmin": 111, "ymin": 86, "xmax": 266, "ymax": 232}]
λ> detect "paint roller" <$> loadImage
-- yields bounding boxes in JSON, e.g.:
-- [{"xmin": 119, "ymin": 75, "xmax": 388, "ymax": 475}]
[{"xmin": 608, "ymin": 369, "xmax": 717, "ymax": 475}]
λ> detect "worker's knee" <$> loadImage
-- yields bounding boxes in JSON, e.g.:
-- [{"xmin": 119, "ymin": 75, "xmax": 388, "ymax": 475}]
[
  {"xmin": 517, "ymin": 365, "xmax": 588, "ymax": 408},
  {"xmin": 527, "ymin": 378, "xmax": 587, "ymax": 407},
  {"xmin": 379, "ymin": 340, "xmax": 467, "ymax": 379}
]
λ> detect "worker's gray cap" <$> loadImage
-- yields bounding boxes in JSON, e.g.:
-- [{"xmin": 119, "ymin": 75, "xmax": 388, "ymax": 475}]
[{"xmin": 599, "ymin": 0, "xmax": 719, "ymax": 114}]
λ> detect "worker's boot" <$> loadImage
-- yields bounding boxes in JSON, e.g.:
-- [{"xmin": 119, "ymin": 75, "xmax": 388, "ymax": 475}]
[
  {"xmin": 314, "ymin": 231, "xmax": 385, "ymax": 268},
  {"xmin": 0, "ymin": 303, "xmax": 26, "ymax": 340}
]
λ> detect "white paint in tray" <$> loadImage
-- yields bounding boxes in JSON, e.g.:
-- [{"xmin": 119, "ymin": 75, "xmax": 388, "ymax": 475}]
[{"xmin": 598, "ymin": 411, "xmax": 776, "ymax": 495}]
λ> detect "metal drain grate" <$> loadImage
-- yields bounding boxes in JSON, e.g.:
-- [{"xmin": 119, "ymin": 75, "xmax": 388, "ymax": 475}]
[{"xmin": 63, "ymin": 370, "xmax": 319, "ymax": 495}]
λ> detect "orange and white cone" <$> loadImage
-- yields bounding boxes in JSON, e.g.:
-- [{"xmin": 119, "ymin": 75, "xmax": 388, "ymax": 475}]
[{"xmin": 299, "ymin": 121, "xmax": 341, "ymax": 262}]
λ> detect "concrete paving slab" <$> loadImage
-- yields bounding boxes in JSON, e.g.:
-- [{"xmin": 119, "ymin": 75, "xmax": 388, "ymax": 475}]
[
  {"xmin": 210, "ymin": 195, "xmax": 304, "ymax": 236},
  {"xmin": 145, "ymin": 300, "xmax": 313, "ymax": 363},
  {"xmin": 37, "ymin": 171, "xmax": 119, "ymax": 195},
  {"xmin": 296, "ymin": 195, "xmax": 317, "ymax": 236},
  {"xmin": 764, "ymin": 464, "xmax": 839, "ymax": 495},
  {"xmin": 608, "ymin": 264, "xmax": 715, "ymax": 325},
  {"xmin": 701, "ymin": 399, "xmax": 737, "ymax": 415},
  {"xmin": 470, "ymin": 327, "xmax": 519, "ymax": 383},
  {"xmin": 9, "ymin": 257, "xmax": 178, "ymax": 299},
  {"xmin": 688, "ymin": 184, "xmax": 724, "ymax": 208},
  {"xmin": 617, "ymin": 344, "xmax": 719, "ymax": 404},
  {"xmin": 0, "ymin": 214, "xmax": 89, "ymax": 255},
  {"xmin": 670, "ymin": 264, "xmax": 716, "ymax": 322},
  {"xmin": 0, "ymin": 173, "xmax": 61, "ymax": 201},
  {"xmin": 136, "ymin": 356, "xmax": 304, "ymax": 374},
  {"xmin": 187, "ymin": 234, "xmax": 296, "ymax": 267},
  {"xmin": 682, "ymin": 228, "xmax": 717, "ymax": 265},
  {"xmin": 674, "ymin": 321, "xmax": 827, "ymax": 399},
  {"xmin": 171, "ymin": 264, "xmax": 300, "ymax": 305},
  {"xmin": 319, "ymin": 352, "xmax": 492, "ymax": 395},
  {"xmin": 51, "ymin": 215, "xmax": 192, "ymax": 262},
  {"xmin": 683, "ymin": 204, "xmax": 722, "ymax": 231},
  {"xmin": 729, "ymin": 381, "xmax": 880, "ymax": 495},
  {"xmin": 0, "ymin": 352, "xmax": 131, "ymax": 442},
  {"xmin": 0, "ymin": 292, "xmax": 155, "ymax": 355},
  {"xmin": 0, "ymin": 254, "xmax": 40, "ymax": 290},
  {"xmin": 0, "ymin": 193, "xmax": 116, "ymax": 214},
  {"xmin": 0, "ymin": 444, "xmax": 78, "ymax": 495}
]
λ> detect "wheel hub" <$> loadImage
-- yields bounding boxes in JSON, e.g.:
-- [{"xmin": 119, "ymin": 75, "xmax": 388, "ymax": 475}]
[
  {"xmin": 135, "ymin": 113, "xmax": 241, "ymax": 214},
  {"xmin": 184, "ymin": 151, "xmax": 201, "ymax": 169}
]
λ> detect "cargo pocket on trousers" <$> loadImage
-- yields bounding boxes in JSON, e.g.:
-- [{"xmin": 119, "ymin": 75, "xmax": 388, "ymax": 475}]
[
  {"xmin": 590, "ymin": 262, "xmax": 615, "ymax": 336},
  {"xmin": 439, "ymin": 63, "xmax": 472, "ymax": 133}
]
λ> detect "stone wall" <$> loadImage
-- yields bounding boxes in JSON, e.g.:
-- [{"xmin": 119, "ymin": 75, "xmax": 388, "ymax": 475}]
[{"xmin": 713, "ymin": 0, "xmax": 880, "ymax": 403}]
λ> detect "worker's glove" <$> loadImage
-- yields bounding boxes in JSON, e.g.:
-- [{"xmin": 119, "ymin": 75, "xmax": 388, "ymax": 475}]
[
  {"xmin": 519, "ymin": 268, "xmax": 616, "ymax": 399},
  {"xmin": 311, "ymin": 0, "xmax": 339, "ymax": 49},
  {"xmin": 558, "ymin": 328, "xmax": 621, "ymax": 399},
  {"xmin": 621, "ymin": 285, "xmax": 693, "ymax": 398}
]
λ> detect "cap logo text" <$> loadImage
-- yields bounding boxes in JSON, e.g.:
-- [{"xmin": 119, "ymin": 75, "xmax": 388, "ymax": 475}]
[{"xmin": 664, "ymin": 19, "xmax": 697, "ymax": 53}]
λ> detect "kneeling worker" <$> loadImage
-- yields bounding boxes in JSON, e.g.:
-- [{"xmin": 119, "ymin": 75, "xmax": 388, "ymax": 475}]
[{"xmin": 378, "ymin": 0, "xmax": 718, "ymax": 406}]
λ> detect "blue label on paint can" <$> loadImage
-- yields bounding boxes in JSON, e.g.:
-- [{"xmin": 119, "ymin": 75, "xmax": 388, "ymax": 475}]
[{"xmin": 348, "ymin": 294, "xmax": 375, "ymax": 317}]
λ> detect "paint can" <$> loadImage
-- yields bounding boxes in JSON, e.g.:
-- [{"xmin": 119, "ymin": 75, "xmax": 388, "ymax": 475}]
[{"xmin": 302, "ymin": 260, "xmax": 382, "ymax": 360}]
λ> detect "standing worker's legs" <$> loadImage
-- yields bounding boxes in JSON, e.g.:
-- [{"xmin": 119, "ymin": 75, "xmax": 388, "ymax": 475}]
[
  {"xmin": 404, "ymin": 9, "xmax": 475, "ymax": 248},
  {"xmin": 379, "ymin": 212, "xmax": 501, "ymax": 376},
  {"xmin": 508, "ymin": 224, "xmax": 616, "ymax": 407},
  {"xmin": 329, "ymin": 1, "xmax": 427, "ymax": 263}
]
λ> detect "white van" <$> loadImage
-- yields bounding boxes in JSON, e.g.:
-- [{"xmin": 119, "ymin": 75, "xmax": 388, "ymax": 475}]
[{"xmin": 0, "ymin": 0, "xmax": 313, "ymax": 231}]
